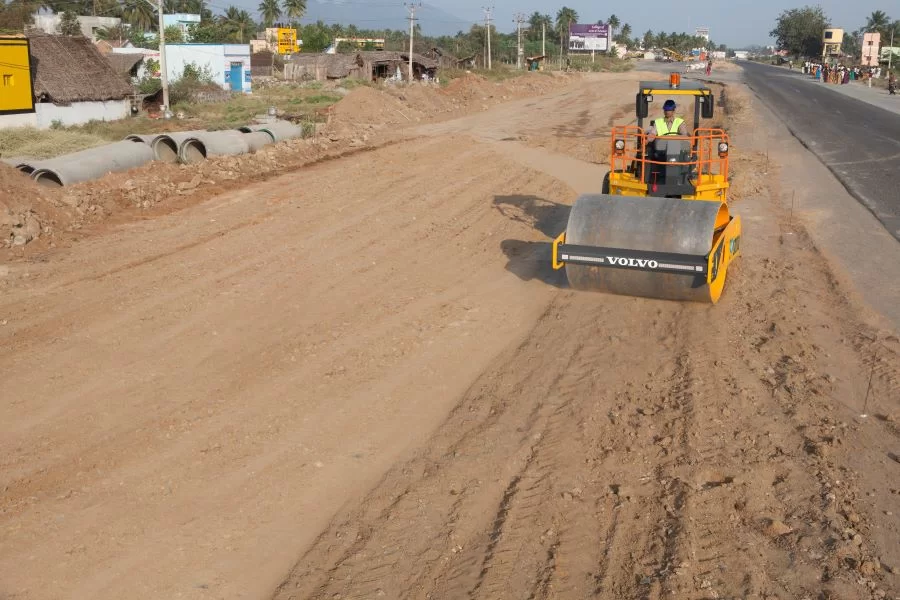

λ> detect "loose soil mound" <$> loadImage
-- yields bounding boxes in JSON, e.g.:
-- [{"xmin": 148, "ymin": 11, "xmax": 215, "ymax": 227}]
[{"xmin": 0, "ymin": 164, "xmax": 72, "ymax": 248}]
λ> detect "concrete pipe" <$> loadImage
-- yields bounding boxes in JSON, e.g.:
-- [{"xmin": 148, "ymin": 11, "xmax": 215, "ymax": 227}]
[
  {"xmin": 245, "ymin": 120, "xmax": 304, "ymax": 142},
  {"xmin": 146, "ymin": 131, "xmax": 208, "ymax": 164},
  {"xmin": 15, "ymin": 162, "xmax": 42, "ymax": 175},
  {"xmin": 241, "ymin": 130, "xmax": 276, "ymax": 152},
  {"xmin": 179, "ymin": 131, "xmax": 249, "ymax": 164},
  {"xmin": 123, "ymin": 134, "xmax": 157, "ymax": 145},
  {"xmin": 31, "ymin": 139, "xmax": 155, "ymax": 187}
]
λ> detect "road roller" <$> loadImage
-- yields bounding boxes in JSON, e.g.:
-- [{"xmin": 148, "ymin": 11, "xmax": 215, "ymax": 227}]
[{"xmin": 551, "ymin": 74, "xmax": 742, "ymax": 303}]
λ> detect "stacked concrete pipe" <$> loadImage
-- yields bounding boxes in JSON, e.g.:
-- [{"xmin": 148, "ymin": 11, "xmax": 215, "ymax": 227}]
[
  {"xmin": 124, "ymin": 131, "xmax": 207, "ymax": 164},
  {"xmin": 31, "ymin": 139, "xmax": 155, "ymax": 187},
  {"xmin": 240, "ymin": 130, "xmax": 275, "ymax": 152},
  {"xmin": 238, "ymin": 120, "xmax": 304, "ymax": 142},
  {"xmin": 178, "ymin": 130, "xmax": 249, "ymax": 164}
]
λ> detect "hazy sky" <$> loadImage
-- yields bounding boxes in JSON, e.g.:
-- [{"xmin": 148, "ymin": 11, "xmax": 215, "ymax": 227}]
[{"xmin": 321, "ymin": 0, "xmax": 890, "ymax": 48}]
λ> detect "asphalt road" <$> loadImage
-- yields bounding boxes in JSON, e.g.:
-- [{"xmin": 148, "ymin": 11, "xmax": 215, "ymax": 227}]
[{"xmin": 739, "ymin": 61, "xmax": 900, "ymax": 241}]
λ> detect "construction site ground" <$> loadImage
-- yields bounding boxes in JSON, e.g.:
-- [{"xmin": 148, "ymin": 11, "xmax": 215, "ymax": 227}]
[{"xmin": 2, "ymin": 68, "xmax": 900, "ymax": 600}]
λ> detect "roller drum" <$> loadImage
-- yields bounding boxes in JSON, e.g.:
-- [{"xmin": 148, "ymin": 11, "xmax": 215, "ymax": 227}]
[{"xmin": 564, "ymin": 194, "xmax": 724, "ymax": 302}]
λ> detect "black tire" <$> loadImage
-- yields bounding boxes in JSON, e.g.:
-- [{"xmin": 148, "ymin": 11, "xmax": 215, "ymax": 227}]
[{"xmin": 601, "ymin": 172, "xmax": 611, "ymax": 194}]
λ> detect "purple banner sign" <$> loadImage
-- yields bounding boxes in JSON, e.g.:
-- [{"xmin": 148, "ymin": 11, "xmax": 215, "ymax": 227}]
[{"xmin": 569, "ymin": 23, "xmax": 610, "ymax": 37}]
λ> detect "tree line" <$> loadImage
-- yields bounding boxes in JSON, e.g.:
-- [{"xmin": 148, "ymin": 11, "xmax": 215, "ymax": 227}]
[
  {"xmin": 770, "ymin": 5, "xmax": 899, "ymax": 60},
  {"xmin": 0, "ymin": 0, "xmax": 717, "ymax": 62}
]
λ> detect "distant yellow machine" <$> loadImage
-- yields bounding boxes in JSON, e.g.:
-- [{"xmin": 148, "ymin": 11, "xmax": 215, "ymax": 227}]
[
  {"xmin": 552, "ymin": 73, "xmax": 741, "ymax": 303},
  {"xmin": 661, "ymin": 47, "xmax": 687, "ymax": 62},
  {"xmin": 0, "ymin": 36, "xmax": 35, "ymax": 115}
]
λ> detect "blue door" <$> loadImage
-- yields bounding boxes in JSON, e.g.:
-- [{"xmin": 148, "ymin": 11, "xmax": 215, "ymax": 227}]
[{"xmin": 229, "ymin": 63, "xmax": 242, "ymax": 91}]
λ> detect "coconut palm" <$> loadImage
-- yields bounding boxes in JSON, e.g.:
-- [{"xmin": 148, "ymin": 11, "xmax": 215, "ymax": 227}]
[
  {"xmin": 607, "ymin": 14, "xmax": 619, "ymax": 40},
  {"xmin": 222, "ymin": 5, "xmax": 254, "ymax": 42},
  {"xmin": 555, "ymin": 6, "xmax": 578, "ymax": 54},
  {"xmin": 95, "ymin": 22, "xmax": 129, "ymax": 41},
  {"xmin": 642, "ymin": 29, "xmax": 654, "ymax": 50},
  {"xmin": 527, "ymin": 11, "xmax": 552, "ymax": 42},
  {"xmin": 618, "ymin": 22, "xmax": 632, "ymax": 44},
  {"xmin": 122, "ymin": 0, "xmax": 156, "ymax": 31},
  {"xmin": 282, "ymin": 0, "xmax": 305, "ymax": 24},
  {"xmin": 866, "ymin": 10, "xmax": 890, "ymax": 33},
  {"xmin": 258, "ymin": 0, "xmax": 281, "ymax": 28}
]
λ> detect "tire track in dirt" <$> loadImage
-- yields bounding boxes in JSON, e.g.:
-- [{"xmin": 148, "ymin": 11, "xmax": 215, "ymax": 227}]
[{"xmin": 271, "ymin": 77, "xmax": 900, "ymax": 600}]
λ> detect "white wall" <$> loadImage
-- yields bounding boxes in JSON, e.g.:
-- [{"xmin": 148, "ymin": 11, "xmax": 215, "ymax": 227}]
[
  {"xmin": 164, "ymin": 44, "xmax": 252, "ymax": 93},
  {"xmin": 0, "ymin": 100, "xmax": 129, "ymax": 129},
  {"xmin": 30, "ymin": 14, "xmax": 121, "ymax": 41}
]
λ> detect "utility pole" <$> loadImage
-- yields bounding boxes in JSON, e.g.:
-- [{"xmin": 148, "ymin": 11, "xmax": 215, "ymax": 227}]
[
  {"xmin": 405, "ymin": 2, "xmax": 422, "ymax": 81},
  {"xmin": 542, "ymin": 21, "xmax": 545, "ymax": 57},
  {"xmin": 157, "ymin": 0, "xmax": 170, "ymax": 115},
  {"xmin": 513, "ymin": 12, "xmax": 525, "ymax": 69},
  {"xmin": 482, "ymin": 5, "xmax": 493, "ymax": 69},
  {"xmin": 890, "ymin": 29, "xmax": 895, "ymax": 74}
]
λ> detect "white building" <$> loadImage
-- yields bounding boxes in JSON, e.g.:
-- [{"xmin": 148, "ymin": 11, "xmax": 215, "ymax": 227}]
[
  {"xmin": 163, "ymin": 13, "xmax": 201, "ymax": 40},
  {"xmin": 30, "ymin": 13, "xmax": 122, "ymax": 41},
  {"xmin": 164, "ymin": 44, "xmax": 252, "ymax": 93}
]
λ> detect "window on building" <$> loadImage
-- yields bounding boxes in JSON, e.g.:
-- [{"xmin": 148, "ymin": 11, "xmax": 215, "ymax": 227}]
[{"xmin": 825, "ymin": 31, "xmax": 833, "ymax": 39}]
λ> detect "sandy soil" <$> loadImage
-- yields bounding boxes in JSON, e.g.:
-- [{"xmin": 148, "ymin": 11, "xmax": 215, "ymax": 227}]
[{"xmin": 1, "ymin": 71, "xmax": 899, "ymax": 600}]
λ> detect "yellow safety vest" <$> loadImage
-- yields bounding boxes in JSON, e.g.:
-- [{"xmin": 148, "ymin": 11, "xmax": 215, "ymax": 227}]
[{"xmin": 654, "ymin": 117, "xmax": 684, "ymax": 136}]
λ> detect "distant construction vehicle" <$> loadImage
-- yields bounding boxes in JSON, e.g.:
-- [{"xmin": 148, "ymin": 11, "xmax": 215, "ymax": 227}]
[
  {"xmin": 552, "ymin": 73, "xmax": 742, "ymax": 304},
  {"xmin": 661, "ymin": 47, "xmax": 688, "ymax": 62}
]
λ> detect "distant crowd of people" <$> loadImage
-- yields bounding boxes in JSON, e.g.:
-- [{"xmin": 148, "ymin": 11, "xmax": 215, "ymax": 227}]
[
  {"xmin": 794, "ymin": 61, "xmax": 895, "ymax": 94},
  {"xmin": 800, "ymin": 61, "xmax": 886, "ymax": 85}
]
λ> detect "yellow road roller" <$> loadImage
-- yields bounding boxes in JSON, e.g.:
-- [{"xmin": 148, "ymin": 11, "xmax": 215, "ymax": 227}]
[{"xmin": 552, "ymin": 73, "xmax": 741, "ymax": 303}]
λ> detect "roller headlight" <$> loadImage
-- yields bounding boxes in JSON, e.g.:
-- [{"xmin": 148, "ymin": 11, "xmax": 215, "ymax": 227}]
[
  {"xmin": 718, "ymin": 142, "xmax": 729, "ymax": 154},
  {"xmin": 614, "ymin": 139, "xmax": 625, "ymax": 150}
]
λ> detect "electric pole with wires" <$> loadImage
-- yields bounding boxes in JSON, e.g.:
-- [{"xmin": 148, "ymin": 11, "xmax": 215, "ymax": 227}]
[
  {"xmin": 405, "ymin": 2, "xmax": 422, "ymax": 81},
  {"xmin": 157, "ymin": 0, "xmax": 170, "ymax": 115},
  {"xmin": 513, "ymin": 13, "xmax": 526, "ymax": 70},
  {"xmin": 482, "ymin": 5, "xmax": 493, "ymax": 69}
]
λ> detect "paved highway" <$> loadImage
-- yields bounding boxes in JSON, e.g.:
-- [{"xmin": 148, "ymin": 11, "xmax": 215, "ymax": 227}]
[{"xmin": 739, "ymin": 61, "xmax": 900, "ymax": 241}]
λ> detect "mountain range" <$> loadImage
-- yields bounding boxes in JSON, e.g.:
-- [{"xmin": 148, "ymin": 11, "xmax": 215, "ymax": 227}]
[{"xmin": 296, "ymin": 0, "xmax": 474, "ymax": 37}]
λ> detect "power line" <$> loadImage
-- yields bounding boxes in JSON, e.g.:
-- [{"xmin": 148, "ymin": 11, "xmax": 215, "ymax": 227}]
[
  {"xmin": 404, "ymin": 1, "xmax": 420, "ymax": 81},
  {"xmin": 481, "ymin": 4, "xmax": 492, "ymax": 69},
  {"xmin": 513, "ymin": 12, "xmax": 525, "ymax": 69}
]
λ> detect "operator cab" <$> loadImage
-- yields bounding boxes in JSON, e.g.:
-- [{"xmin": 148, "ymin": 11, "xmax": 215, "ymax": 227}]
[{"xmin": 633, "ymin": 73, "xmax": 716, "ymax": 196}]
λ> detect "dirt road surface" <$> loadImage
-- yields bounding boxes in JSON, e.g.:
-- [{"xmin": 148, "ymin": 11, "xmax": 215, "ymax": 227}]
[{"xmin": 2, "ymin": 71, "xmax": 899, "ymax": 600}]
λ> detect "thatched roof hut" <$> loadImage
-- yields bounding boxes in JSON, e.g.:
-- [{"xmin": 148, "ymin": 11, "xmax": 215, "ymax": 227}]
[
  {"xmin": 285, "ymin": 50, "xmax": 438, "ymax": 82},
  {"xmin": 26, "ymin": 33, "xmax": 135, "ymax": 103},
  {"xmin": 359, "ymin": 50, "xmax": 438, "ymax": 70},
  {"xmin": 104, "ymin": 53, "xmax": 144, "ymax": 78}
]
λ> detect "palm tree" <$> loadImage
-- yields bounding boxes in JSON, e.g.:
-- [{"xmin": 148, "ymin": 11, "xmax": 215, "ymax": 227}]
[
  {"xmin": 866, "ymin": 10, "xmax": 890, "ymax": 33},
  {"xmin": 555, "ymin": 6, "xmax": 578, "ymax": 55},
  {"xmin": 282, "ymin": 0, "xmax": 305, "ymax": 25},
  {"xmin": 122, "ymin": 0, "xmax": 155, "ymax": 31},
  {"xmin": 95, "ymin": 22, "xmax": 128, "ymax": 42},
  {"xmin": 642, "ymin": 29, "xmax": 654, "ymax": 50},
  {"xmin": 607, "ymin": 14, "xmax": 619, "ymax": 41},
  {"xmin": 618, "ymin": 23, "xmax": 632, "ymax": 44},
  {"xmin": 221, "ymin": 5, "xmax": 254, "ymax": 42},
  {"xmin": 258, "ymin": 0, "xmax": 280, "ymax": 28},
  {"xmin": 527, "ymin": 11, "xmax": 551, "ymax": 42}
]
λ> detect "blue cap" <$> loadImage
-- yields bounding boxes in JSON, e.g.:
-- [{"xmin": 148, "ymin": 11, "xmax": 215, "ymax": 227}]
[{"xmin": 663, "ymin": 100, "xmax": 677, "ymax": 110}]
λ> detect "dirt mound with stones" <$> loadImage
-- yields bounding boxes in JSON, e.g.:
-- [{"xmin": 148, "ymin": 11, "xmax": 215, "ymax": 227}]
[
  {"xmin": 0, "ymin": 164, "xmax": 74, "ymax": 249},
  {"xmin": 1, "ymin": 72, "xmax": 573, "ymax": 258}
]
